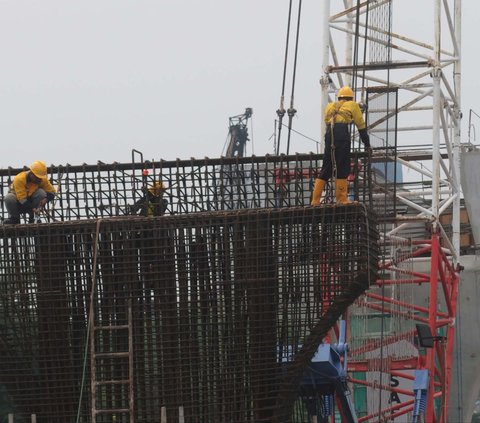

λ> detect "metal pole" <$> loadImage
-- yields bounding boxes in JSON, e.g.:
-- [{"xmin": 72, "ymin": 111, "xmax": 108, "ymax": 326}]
[
  {"xmin": 452, "ymin": 4, "xmax": 463, "ymax": 422},
  {"xmin": 431, "ymin": 0, "xmax": 442, "ymax": 229},
  {"xmin": 451, "ymin": 0, "xmax": 462, "ymax": 261},
  {"xmin": 320, "ymin": 0, "xmax": 331, "ymax": 152},
  {"xmin": 427, "ymin": 4, "xmax": 443, "ymax": 422},
  {"xmin": 426, "ymin": 234, "xmax": 441, "ymax": 422},
  {"xmin": 128, "ymin": 300, "xmax": 134, "ymax": 423},
  {"xmin": 345, "ymin": 0, "xmax": 354, "ymax": 87}
]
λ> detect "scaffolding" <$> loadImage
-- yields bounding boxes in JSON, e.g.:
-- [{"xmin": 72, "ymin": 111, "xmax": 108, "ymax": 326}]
[{"xmin": 323, "ymin": 0, "xmax": 462, "ymax": 421}]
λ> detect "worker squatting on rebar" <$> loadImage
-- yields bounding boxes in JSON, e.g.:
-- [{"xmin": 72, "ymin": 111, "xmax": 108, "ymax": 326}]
[
  {"xmin": 127, "ymin": 181, "xmax": 168, "ymax": 217},
  {"xmin": 3, "ymin": 160, "xmax": 56, "ymax": 224},
  {"xmin": 311, "ymin": 86, "xmax": 371, "ymax": 205}
]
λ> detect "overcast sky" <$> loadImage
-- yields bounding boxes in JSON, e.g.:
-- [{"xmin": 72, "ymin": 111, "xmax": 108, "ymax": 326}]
[{"xmin": 0, "ymin": 1, "xmax": 477, "ymax": 169}]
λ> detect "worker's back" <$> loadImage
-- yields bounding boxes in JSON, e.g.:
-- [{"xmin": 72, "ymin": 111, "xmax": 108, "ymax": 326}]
[{"xmin": 324, "ymin": 100, "xmax": 366, "ymax": 130}]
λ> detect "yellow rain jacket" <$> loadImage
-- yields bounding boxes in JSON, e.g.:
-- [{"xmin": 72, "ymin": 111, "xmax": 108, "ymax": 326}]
[
  {"xmin": 10, "ymin": 171, "xmax": 56, "ymax": 204},
  {"xmin": 324, "ymin": 100, "xmax": 366, "ymax": 130}
]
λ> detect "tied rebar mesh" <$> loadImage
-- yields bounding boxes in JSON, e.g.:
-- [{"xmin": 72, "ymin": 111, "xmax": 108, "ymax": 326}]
[
  {"xmin": 368, "ymin": 0, "xmax": 393, "ymax": 64},
  {"xmin": 367, "ymin": 86, "xmax": 399, "ymax": 220},
  {"xmin": 0, "ymin": 153, "xmax": 372, "ymax": 222},
  {"xmin": 0, "ymin": 206, "xmax": 378, "ymax": 423}
]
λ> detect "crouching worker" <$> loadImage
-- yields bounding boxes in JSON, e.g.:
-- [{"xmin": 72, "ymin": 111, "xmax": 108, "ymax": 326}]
[
  {"xmin": 4, "ymin": 161, "xmax": 56, "ymax": 224},
  {"xmin": 128, "ymin": 181, "xmax": 168, "ymax": 217}
]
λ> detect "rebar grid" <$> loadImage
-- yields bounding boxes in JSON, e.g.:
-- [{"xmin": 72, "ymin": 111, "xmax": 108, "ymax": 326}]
[
  {"xmin": 0, "ymin": 206, "xmax": 378, "ymax": 423},
  {"xmin": 0, "ymin": 153, "xmax": 372, "ymax": 222}
]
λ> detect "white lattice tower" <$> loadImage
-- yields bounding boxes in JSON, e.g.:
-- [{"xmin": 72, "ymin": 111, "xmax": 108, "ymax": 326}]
[{"xmin": 322, "ymin": 1, "xmax": 462, "ymax": 421}]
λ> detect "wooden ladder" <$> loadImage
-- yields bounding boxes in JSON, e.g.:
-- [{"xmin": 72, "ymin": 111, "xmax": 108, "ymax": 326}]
[{"xmin": 90, "ymin": 300, "xmax": 134, "ymax": 423}]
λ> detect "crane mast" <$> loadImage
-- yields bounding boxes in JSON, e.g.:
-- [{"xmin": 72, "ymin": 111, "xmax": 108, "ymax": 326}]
[
  {"xmin": 225, "ymin": 107, "xmax": 252, "ymax": 158},
  {"xmin": 322, "ymin": 1, "xmax": 462, "ymax": 422}
]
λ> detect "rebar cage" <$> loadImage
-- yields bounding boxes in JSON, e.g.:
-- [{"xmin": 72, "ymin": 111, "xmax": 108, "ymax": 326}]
[
  {"xmin": 0, "ymin": 155, "xmax": 379, "ymax": 423},
  {"xmin": 0, "ymin": 153, "xmax": 372, "ymax": 221}
]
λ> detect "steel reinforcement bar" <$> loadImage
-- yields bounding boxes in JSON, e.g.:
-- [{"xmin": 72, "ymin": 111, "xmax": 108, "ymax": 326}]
[
  {"xmin": 0, "ymin": 206, "xmax": 378, "ymax": 423},
  {"xmin": 0, "ymin": 153, "xmax": 372, "ymax": 222}
]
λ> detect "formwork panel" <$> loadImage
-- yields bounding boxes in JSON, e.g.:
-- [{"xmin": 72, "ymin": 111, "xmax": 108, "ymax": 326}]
[{"xmin": 0, "ymin": 206, "xmax": 378, "ymax": 423}]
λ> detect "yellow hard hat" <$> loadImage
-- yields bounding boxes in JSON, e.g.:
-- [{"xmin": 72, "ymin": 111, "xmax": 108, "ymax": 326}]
[
  {"xmin": 338, "ymin": 86, "xmax": 354, "ymax": 99},
  {"xmin": 29, "ymin": 161, "xmax": 48, "ymax": 179},
  {"xmin": 148, "ymin": 181, "xmax": 165, "ymax": 196}
]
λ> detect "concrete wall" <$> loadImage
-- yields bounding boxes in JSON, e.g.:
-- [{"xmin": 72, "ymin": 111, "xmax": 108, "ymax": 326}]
[{"xmin": 449, "ymin": 255, "xmax": 480, "ymax": 422}]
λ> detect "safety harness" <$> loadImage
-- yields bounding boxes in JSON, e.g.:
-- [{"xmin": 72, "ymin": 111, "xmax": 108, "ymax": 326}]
[{"xmin": 327, "ymin": 101, "xmax": 353, "ymax": 180}]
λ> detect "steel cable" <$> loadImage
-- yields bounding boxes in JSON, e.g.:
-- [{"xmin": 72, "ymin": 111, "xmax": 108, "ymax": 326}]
[
  {"xmin": 286, "ymin": 0, "xmax": 303, "ymax": 155},
  {"xmin": 276, "ymin": 0, "xmax": 294, "ymax": 155}
]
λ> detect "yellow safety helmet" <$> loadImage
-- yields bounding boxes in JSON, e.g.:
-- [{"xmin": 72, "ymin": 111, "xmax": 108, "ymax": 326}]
[
  {"xmin": 338, "ymin": 86, "xmax": 354, "ymax": 99},
  {"xmin": 29, "ymin": 160, "xmax": 48, "ymax": 179},
  {"xmin": 148, "ymin": 181, "xmax": 165, "ymax": 196}
]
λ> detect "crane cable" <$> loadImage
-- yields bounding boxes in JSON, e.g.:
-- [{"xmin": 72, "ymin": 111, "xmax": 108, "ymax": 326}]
[
  {"xmin": 276, "ymin": 0, "xmax": 294, "ymax": 155},
  {"xmin": 286, "ymin": 0, "xmax": 303, "ymax": 155}
]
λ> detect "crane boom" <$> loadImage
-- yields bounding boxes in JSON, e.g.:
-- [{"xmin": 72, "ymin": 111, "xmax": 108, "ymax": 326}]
[{"xmin": 225, "ymin": 108, "xmax": 252, "ymax": 158}]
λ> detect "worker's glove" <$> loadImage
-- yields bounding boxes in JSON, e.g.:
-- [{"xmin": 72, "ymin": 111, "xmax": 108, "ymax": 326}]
[
  {"xmin": 359, "ymin": 128, "xmax": 370, "ymax": 148},
  {"xmin": 359, "ymin": 102, "xmax": 368, "ymax": 113},
  {"xmin": 46, "ymin": 192, "xmax": 55, "ymax": 202},
  {"xmin": 31, "ymin": 200, "xmax": 46, "ymax": 215}
]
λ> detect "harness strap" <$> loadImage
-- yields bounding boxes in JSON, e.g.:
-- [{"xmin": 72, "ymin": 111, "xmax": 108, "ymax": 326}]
[
  {"xmin": 327, "ymin": 103, "xmax": 351, "ymax": 183},
  {"xmin": 326, "ymin": 102, "xmax": 353, "ymax": 127}
]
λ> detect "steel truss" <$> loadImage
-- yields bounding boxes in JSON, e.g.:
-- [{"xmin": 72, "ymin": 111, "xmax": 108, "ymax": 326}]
[{"xmin": 322, "ymin": 0, "xmax": 462, "ymax": 421}]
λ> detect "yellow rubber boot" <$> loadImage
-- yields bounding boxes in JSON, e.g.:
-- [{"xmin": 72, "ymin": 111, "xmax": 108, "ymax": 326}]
[
  {"xmin": 311, "ymin": 179, "xmax": 326, "ymax": 206},
  {"xmin": 335, "ymin": 179, "xmax": 351, "ymax": 204}
]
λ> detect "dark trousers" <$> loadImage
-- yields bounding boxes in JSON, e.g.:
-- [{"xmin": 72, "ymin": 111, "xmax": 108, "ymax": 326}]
[{"xmin": 319, "ymin": 124, "xmax": 351, "ymax": 180}]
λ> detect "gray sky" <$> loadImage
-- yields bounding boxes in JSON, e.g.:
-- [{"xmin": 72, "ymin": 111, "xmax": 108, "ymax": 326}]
[{"xmin": 0, "ymin": 1, "xmax": 477, "ymax": 169}]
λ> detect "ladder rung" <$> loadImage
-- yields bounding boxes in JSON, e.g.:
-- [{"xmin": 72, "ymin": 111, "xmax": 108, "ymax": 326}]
[
  {"xmin": 94, "ymin": 379, "xmax": 130, "ymax": 386},
  {"xmin": 94, "ymin": 324, "xmax": 130, "ymax": 331},
  {"xmin": 94, "ymin": 351, "xmax": 130, "ymax": 359},
  {"xmin": 94, "ymin": 408, "xmax": 130, "ymax": 414}
]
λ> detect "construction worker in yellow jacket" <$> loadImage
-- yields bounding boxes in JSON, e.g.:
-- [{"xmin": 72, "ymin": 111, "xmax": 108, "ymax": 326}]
[
  {"xmin": 128, "ymin": 181, "xmax": 168, "ymax": 217},
  {"xmin": 311, "ymin": 86, "xmax": 370, "ymax": 205},
  {"xmin": 4, "ymin": 161, "xmax": 56, "ymax": 224}
]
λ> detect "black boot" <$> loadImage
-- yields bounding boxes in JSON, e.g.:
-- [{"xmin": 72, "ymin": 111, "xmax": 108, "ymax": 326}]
[{"xmin": 4, "ymin": 217, "xmax": 20, "ymax": 225}]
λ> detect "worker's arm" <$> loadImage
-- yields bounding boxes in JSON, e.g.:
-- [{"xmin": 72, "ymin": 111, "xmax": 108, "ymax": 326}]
[
  {"xmin": 358, "ymin": 128, "xmax": 370, "ymax": 148},
  {"xmin": 350, "ymin": 102, "xmax": 366, "ymax": 130},
  {"xmin": 40, "ymin": 179, "xmax": 56, "ymax": 201},
  {"xmin": 128, "ymin": 196, "xmax": 147, "ymax": 215},
  {"xmin": 351, "ymin": 102, "xmax": 370, "ymax": 148}
]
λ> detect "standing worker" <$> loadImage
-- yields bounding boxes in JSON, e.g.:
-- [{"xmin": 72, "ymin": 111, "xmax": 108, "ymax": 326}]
[
  {"xmin": 311, "ymin": 86, "xmax": 370, "ymax": 205},
  {"xmin": 3, "ymin": 161, "xmax": 56, "ymax": 224}
]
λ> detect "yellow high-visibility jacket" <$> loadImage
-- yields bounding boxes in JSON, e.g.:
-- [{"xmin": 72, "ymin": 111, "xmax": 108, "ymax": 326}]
[
  {"xmin": 10, "ymin": 171, "xmax": 56, "ymax": 203},
  {"xmin": 324, "ymin": 100, "xmax": 366, "ymax": 130}
]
